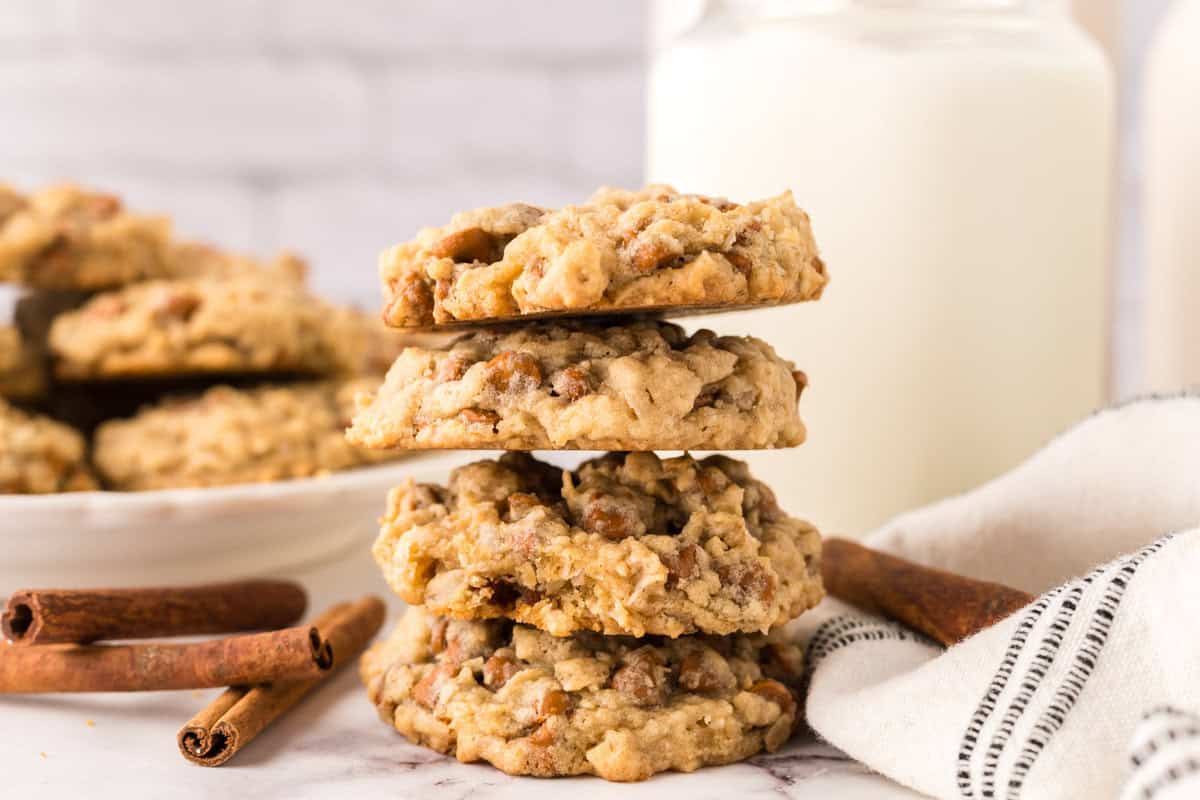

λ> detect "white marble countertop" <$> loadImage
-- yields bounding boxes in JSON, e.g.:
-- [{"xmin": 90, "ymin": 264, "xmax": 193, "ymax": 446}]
[{"xmin": 0, "ymin": 544, "xmax": 925, "ymax": 800}]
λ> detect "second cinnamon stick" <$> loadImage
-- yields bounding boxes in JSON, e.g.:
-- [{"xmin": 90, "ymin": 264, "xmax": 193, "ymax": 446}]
[
  {"xmin": 821, "ymin": 537, "xmax": 1034, "ymax": 646},
  {"xmin": 0, "ymin": 624, "xmax": 332, "ymax": 693},
  {"xmin": 178, "ymin": 595, "xmax": 386, "ymax": 766}
]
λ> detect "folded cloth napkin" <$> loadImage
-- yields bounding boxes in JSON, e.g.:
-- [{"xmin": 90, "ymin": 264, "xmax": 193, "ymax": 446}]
[{"xmin": 796, "ymin": 395, "xmax": 1200, "ymax": 799}]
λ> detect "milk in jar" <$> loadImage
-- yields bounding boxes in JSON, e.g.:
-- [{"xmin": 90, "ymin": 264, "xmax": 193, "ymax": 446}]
[{"xmin": 648, "ymin": 0, "xmax": 1114, "ymax": 535}]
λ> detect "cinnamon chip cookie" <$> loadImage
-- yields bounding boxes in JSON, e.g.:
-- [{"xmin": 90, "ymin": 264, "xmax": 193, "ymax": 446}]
[
  {"xmin": 380, "ymin": 185, "xmax": 827, "ymax": 328},
  {"xmin": 347, "ymin": 319, "xmax": 806, "ymax": 451},
  {"xmin": 372, "ymin": 452, "xmax": 823, "ymax": 638},
  {"xmin": 93, "ymin": 379, "xmax": 402, "ymax": 490},
  {"xmin": 0, "ymin": 398, "xmax": 95, "ymax": 493},
  {"xmin": 0, "ymin": 184, "xmax": 171, "ymax": 290},
  {"xmin": 48, "ymin": 277, "xmax": 351, "ymax": 380},
  {"xmin": 362, "ymin": 606, "xmax": 804, "ymax": 781}
]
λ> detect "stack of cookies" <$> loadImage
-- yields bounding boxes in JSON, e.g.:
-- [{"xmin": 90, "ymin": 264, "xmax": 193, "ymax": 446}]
[
  {"xmin": 0, "ymin": 183, "xmax": 411, "ymax": 492},
  {"xmin": 351, "ymin": 186, "xmax": 830, "ymax": 781}
]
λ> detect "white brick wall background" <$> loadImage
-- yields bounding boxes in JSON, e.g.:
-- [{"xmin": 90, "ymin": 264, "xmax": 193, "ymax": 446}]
[
  {"xmin": 0, "ymin": 0, "xmax": 1179, "ymax": 396},
  {"xmin": 0, "ymin": 0, "xmax": 646, "ymax": 307}
]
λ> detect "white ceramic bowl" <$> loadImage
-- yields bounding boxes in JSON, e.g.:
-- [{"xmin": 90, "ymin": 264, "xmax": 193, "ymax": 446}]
[{"xmin": 0, "ymin": 452, "xmax": 468, "ymax": 595}]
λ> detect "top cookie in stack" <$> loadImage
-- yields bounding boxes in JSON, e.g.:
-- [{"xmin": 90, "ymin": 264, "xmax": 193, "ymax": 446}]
[
  {"xmin": 355, "ymin": 185, "xmax": 830, "ymax": 782},
  {"xmin": 379, "ymin": 185, "xmax": 826, "ymax": 329}
]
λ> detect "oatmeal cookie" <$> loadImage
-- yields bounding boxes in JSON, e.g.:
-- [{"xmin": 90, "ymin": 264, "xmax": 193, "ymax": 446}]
[
  {"xmin": 380, "ymin": 185, "xmax": 827, "ymax": 328},
  {"xmin": 347, "ymin": 319, "xmax": 806, "ymax": 451},
  {"xmin": 372, "ymin": 452, "xmax": 823, "ymax": 638},
  {"xmin": 93, "ymin": 378, "xmax": 401, "ymax": 490},
  {"xmin": 0, "ymin": 398, "xmax": 95, "ymax": 493},
  {"xmin": 0, "ymin": 184, "xmax": 171, "ymax": 290},
  {"xmin": 48, "ymin": 276, "xmax": 351, "ymax": 380},
  {"xmin": 362, "ymin": 606, "xmax": 804, "ymax": 781}
]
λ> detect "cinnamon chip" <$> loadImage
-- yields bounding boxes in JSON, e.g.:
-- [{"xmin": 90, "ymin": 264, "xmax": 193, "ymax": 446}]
[
  {"xmin": 483, "ymin": 651, "xmax": 521, "ymax": 690},
  {"xmin": 431, "ymin": 227, "xmax": 504, "ymax": 263},
  {"xmin": 550, "ymin": 366, "xmax": 591, "ymax": 401},
  {"xmin": 609, "ymin": 647, "xmax": 668, "ymax": 706},
  {"xmin": 484, "ymin": 351, "xmax": 543, "ymax": 393}
]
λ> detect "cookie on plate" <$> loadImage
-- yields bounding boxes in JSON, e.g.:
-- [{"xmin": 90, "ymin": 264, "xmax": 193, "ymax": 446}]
[
  {"xmin": 380, "ymin": 185, "xmax": 827, "ymax": 328},
  {"xmin": 48, "ymin": 276, "xmax": 350, "ymax": 380},
  {"xmin": 93, "ymin": 378, "xmax": 401, "ymax": 490},
  {"xmin": 0, "ymin": 398, "xmax": 95, "ymax": 493},
  {"xmin": 347, "ymin": 319, "xmax": 806, "ymax": 451},
  {"xmin": 362, "ymin": 606, "xmax": 804, "ymax": 781},
  {"xmin": 372, "ymin": 451, "xmax": 823, "ymax": 638},
  {"xmin": 0, "ymin": 184, "xmax": 171, "ymax": 290}
]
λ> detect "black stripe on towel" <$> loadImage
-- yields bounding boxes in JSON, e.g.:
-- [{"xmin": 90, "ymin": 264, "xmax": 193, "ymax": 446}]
[
  {"xmin": 806, "ymin": 616, "xmax": 876, "ymax": 664},
  {"xmin": 959, "ymin": 535, "xmax": 1179, "ymax": 798},
  {"xmin": 1131, "ymin": 707, "xmax": 1200, "ymax": 769},
  {"xmin": 801, "ymin": 615, "xmax": 932, "ymax": 702},
  {"xmin": 1140, "ymin": 757, "xmax": 1200, "ymax": 800},
  {"xmin": 956, "ymin": 587, "xmax": 1060, "ymax": 799},
  {"xmin": 976, "ymin": 584, "xmax": 1085, "ymax": 800},
  {"xmin": 806, "ymin": 616, "xmax": 930, "ymax": 667},
  {"xmin": 957, "ymin": 579, "xmax": 1085, "ymax": 799},
  {"xmin": 1002, "ymin": 537, "xmax": 1171, "ymax": 799},
  {"xmin": 958, "ymin": 535, "xmax": 1176, "ymax": 799}
]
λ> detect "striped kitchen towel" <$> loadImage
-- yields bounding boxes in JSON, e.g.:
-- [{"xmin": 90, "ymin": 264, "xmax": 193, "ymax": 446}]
[{"xmin": 796, "ymin": 395, "xmax": 1200, "ymax": 799}]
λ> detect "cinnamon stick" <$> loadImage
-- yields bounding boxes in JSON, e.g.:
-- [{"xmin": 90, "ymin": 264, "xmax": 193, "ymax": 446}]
[
  {"xmin": 821, "ymin": 537, "xmax": 1034, "ymax": 646},
  {"xmin": 0, "ymin": 624, "xmax": 333, "ymax": 693},
  {"xmin": 2, "ymin": 580, "xmax": 307, "ymax": 645},
  {"xmin": 178, "ymin": 595, "xmax": 386, "ymax": 766}
]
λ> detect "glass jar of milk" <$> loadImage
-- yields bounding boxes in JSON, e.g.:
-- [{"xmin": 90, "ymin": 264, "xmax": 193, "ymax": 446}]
[{"xmin": 648, "ymin": 0, "xmax": 1114, "ymax": 535}]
